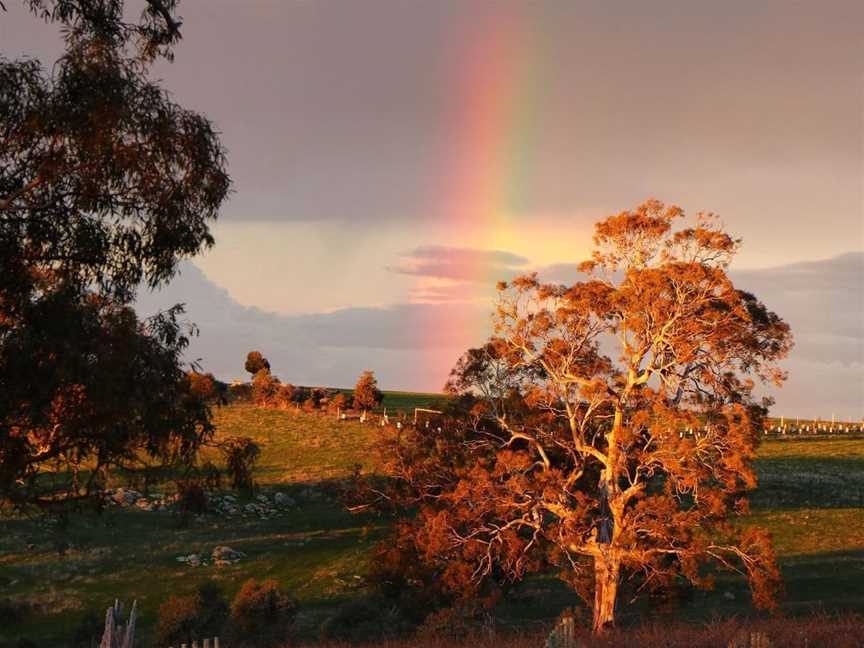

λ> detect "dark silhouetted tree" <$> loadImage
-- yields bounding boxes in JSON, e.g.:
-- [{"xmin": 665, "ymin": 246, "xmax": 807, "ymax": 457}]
[{"xmin": 0, "ymin": 0, "xmax": 230, "ymax": 511}]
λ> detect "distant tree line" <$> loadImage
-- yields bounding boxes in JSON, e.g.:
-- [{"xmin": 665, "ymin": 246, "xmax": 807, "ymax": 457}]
[{"xmin": 241, "ymin": 351, "xmax": 382, "ymax": 415}]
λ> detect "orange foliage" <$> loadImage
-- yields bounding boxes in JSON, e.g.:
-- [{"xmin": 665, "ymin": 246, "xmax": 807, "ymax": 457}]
[{"xmin": 359, "ymin": 200, "xmax": 792, "ymax": 633}]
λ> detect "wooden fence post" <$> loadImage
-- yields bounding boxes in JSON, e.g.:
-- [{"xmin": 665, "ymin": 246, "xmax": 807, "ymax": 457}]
[{"xmin": 99, "ymin": 600, "xmax": 137, "ymax": 648}]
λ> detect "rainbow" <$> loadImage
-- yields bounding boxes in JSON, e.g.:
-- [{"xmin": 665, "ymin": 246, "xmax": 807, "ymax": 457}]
[{"xmin": 411, "ymin": 8, "xmax": 547, "ymax": 387}]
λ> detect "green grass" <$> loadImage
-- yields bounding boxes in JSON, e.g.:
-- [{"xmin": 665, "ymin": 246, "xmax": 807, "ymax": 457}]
[
  {"xmin": 1, "ymin": 406, "xmax": 863, "ymax": 645},
  {"xmin": 332, "ymin": 389, "xmax": 447, "ymax": 416}
]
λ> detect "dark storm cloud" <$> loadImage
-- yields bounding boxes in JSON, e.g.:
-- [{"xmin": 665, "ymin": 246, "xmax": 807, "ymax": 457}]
[
  {"xmin": 388, "ymin": 245, "xmax": 529, "ymax": 281},
  {"xmin": 4, "ymin": 0, "xmax": 861, "ymax": 250}
]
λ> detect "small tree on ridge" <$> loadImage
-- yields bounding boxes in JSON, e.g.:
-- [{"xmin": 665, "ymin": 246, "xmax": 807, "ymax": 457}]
[{"xmin": 353, "ymin": 370, "xmax": 383, "ymax": 416}]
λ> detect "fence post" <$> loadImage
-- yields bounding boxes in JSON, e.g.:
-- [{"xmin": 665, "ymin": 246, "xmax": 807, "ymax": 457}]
[
  {"xmin": 214, "ymin": 638, "xmax": 220, "ymax": 648},
  {"xmin": 203, "ymin": 640, "xmax": 211, "ymax": 648}
]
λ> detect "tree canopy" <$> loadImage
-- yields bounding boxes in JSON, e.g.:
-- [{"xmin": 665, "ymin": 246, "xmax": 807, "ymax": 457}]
[
  {"xmin": 0, "ymin": 0, "xmax": 230, "ymax": 511},
  {"xmin": 353, "ymin": 370, "xmax": 383, "ymax": 413},
  {"xmin": 360, "ymin": 200, "xmax": 792, "ymax": 632}
]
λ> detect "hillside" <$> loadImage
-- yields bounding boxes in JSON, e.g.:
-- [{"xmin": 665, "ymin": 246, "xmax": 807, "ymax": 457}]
[{"xmin": 1, "ymin": 402, "xmax": 863, "ymax": 645}]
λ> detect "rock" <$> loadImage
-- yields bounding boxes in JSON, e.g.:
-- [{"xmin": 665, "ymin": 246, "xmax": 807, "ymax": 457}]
[
  {"xmin": 176, "ymin": 553, "xmax": 201, "ymax": 566},
  {"xmin": 256, "ymin": 494, "xmax": 270, "ymax": 504},
  {"xmin": 274, "ymin": 493, "xmax": 295, "ymax": 507},
  {"xmin": 111, "ymin": 488, "xmax": 141, "ymax": 507},
  {"xmin": 211, "ymin": 546, "xmax": 245, "ymax": 563},
  {"xmin": 724, "ymin": 591, "xmax": 736, "ymax": 601},
  {"xmin": 244, "ymin": 503, "xmax": 258, "ymax": 513},
  {"xmin": 135, "ymin": 500, "xmax": 153, "ymax": 511}
]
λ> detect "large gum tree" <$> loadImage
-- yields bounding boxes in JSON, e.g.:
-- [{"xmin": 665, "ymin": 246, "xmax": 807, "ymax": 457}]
[{"xmin": 369, "ymin": 201, "xmax": 792, "ymax": 632}]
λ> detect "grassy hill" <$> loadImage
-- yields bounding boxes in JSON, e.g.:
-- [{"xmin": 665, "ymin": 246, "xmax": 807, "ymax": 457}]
[{"xmin": 1, "ymin": 401, "xmax": 863, "ymax": 645}]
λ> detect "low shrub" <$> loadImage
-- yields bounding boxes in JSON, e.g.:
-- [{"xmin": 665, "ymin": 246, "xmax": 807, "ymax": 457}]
[
  {"xmin": 415, "ymin": 606, "xmax": 494, "ymax": 642},
  {"xmin": 70, "ymin": 610, "xmax": 101, "ymax": 648},
  {"xmin": 320, "ymin": 596, "xmax": 412, "ymax": 643},
  {"xmin": 227, "ymin": 578, "xmax": 296, "ymax": 647},
  {"xmin": 220, "ymin": 436, "xmax": 260, "ymax": 493},
  {"xmin": 251, "ymin": 369, "xmax": 279, "ymax": 406},
  {"xmin": 175, "ymin": 480, "xmax": 209, "ymax": 515},
  {"xmin": 156, "ymin": 582, "xmax": 229, "ymax": 647},
  {"xmin": 0, "ymin": 599, "xmax": 27, "ymax": 628}
]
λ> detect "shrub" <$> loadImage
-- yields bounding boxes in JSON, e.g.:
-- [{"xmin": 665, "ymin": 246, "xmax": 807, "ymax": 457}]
[
  {"xmin": 187, "ymin": 371, "xmax": 217, "ymax": 400},
  {"xmin": 251, "ymin": 368, "xmax": 279, "ymax": 406},
  {"xmin": 157, "ymin": 582, "xmax": 229, "ymax": 647},
  {"xmin": 227, "ymin": 579, "xmax": 295, "ymax": 646},
  {"xmin": 176, "ymin": 480, "xmax": 209, "ymax": 515},
  {"xmin": 220, "ymin": 437, "xmax": 260, "ymax": 492},
  {"xmin": 293, "ymin": 386, "xmax": 310, "ymax": 405},
  {"xmin": 329, "ymin": 392, "xmax": 349, "ymax": 413},
  {"xmin": 0, "ymin": 599, "xmax": 27, "ymax": 628},
  {"xmin": 70, "ymin": 610, "xmax": 101, "ymax": 648},
  {"xmin": 199, "ymin": 460, "xmax": 222, "ymax": 491},
  {"xmin": 227, "ymin": 382, "xmax": 252, "ymax": 403},
  {"xmin": 415, "ymin": 606, "xmax": 494, "ymax": 641},
  {"xmin": 320, "ymin": 596, "xmax": 411, "ymax": 643},
  {"xmin": 276, "ymin": 383, "xmax": 296, "ymax": 408}
]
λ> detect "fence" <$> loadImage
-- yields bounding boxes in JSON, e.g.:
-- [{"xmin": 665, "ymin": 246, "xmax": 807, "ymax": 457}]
[{"xmin": 167, "ymin": 640, "xmax": 220, "ymax": 648}]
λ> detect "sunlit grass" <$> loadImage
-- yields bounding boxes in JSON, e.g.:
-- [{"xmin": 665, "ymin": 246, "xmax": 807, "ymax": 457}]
[{"xmin": 2, "ymin": 405, "xmax": 862, "ymax": 645}]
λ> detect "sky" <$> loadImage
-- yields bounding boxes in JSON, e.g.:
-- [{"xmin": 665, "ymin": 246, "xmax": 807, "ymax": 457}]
[{"xmin": 2, "ymin": 0, "xmax": 863, "ymax": 418}]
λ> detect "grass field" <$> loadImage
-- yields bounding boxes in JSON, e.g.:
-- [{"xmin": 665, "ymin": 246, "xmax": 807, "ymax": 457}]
[{"xmin": 1, "ymin": 400, "xmax": 863, "ymax": 646}]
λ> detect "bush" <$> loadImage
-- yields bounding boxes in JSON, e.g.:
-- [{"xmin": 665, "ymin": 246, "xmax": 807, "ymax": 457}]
[
  {"xmin": 251, "ymin": 368, "xmax": 279, "ymax": 406},
  {"xmin": 329, "ymin": 392, "xmax": 349, "ymax": 413},
  {"xmin": 220, "ymin": 436, "xmax": 260, "ymax": 493},
  {"xmin": 227, "ymin": 579, "xmax": 295, "ymax": 647},
  {"xmin": 187, "ymin": 371, "xmax": 217, "ymax": 400},
  {"xmin": 0, "ymin": 599, "xmax": 27, "ymax": 628},
  {"xmin": 157, "ymin": 582, "xmax": 229, "ymax": 647},
  {"xmin": 320, "ymin": 596, "xmax": 412, "ymax": 643},
  {"xmin": 415, "ymin": 606, "xmax": 494, "ymax": 641},
  {"xmin": 276, "ymin": 383, "xmax": 296, "ymax": 408},
  {"xmin": 227, "ymin": 382, "xmax": 252, "ymax": 402},
  {"xmin": 176, "ymin": 480, "xmax": 209, "ymax": 515},
  {"xmin": 70, "ymin": 610, "xmax": 101, "ymax": 648},
  {"xmin": 199, "ymin": 460, "xmax": 222, "ymax": 491}
]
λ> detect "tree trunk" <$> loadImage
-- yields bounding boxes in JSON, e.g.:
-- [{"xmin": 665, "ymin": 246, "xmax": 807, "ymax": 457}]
[{"xmin": 592, "ymin": 552, "xmax": 620, "ymax": 633}]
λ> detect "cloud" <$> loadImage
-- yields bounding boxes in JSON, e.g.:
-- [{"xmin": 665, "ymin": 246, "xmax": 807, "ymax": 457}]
[
  {"xmin": 388, "ymin": 245, "xmax": 529, "ymax": 282},
  {"xmin": 135, "ymin": 262, "xmax": 486, "ymax": 390},
  {"xmin": 732, "ymin": 253, "xmax": 864, "ymax": 367},
  {"xmin": 136, "ymin": 254, "xmax": 863, "ymax": 418}
]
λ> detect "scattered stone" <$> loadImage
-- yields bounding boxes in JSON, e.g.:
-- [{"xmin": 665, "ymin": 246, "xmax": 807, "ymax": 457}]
[
  {"xmin": 211, "ymin": 545, "xmax": 245, "ymax": 563},
  {"xmin": 274, "ymin": 493, "xmax": 295, "ymax": 507},
  {"xmin": 111, "ymin": 488, "xmax": 142, "ymax": 507},
  {"xmin": 724, "ymin": 591, "xmax": 736, "ymax": 601},
  {"xmin": 256, "ymin": 494, "xmax": 270, "ymax": 504},
  {"xmin": 176, "ymin": 553, "xmax": 202, "ymax": 567}
]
